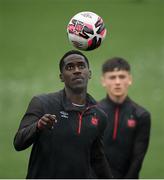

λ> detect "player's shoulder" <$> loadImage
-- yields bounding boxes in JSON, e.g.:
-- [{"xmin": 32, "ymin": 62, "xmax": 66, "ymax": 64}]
[
  {"xmin": 129, "ymin": 98, "xmax": 151, "ymax": 118},
  {"xmin": 33, "ymin": 90, "xmax": 63, "ymax": 104},
  {"xmin": 97, "ymin": 97, "xmax": 113, "ymax": 117},
  {"xmin": 98, "ymin": 97, "xmax": 108, "ymax": 106},
  {"xmin": 97, "ymin": 97, "xmax": 109, "ymax": 112}
]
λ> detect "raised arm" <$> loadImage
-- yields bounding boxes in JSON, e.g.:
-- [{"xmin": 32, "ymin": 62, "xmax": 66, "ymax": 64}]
[{"xmin": 14, "ymin": 97, "xmax": 44, "ymax": 151}]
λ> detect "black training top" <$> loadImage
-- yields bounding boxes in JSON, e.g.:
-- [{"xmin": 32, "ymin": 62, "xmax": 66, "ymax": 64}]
[
  {"xmin": 99, "ymin": 96, "xmax": 151, "ymax": 179},
  {"xmin": 14, "ymin": 89, "xmax": 112, "ymax": 179}
]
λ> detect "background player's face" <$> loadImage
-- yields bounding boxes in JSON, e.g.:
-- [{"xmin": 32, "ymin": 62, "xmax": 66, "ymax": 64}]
[
  {"xmin": 101, "ymin": 70, "xmax": 132, "ymax": 99},
  {"xmin": 60, "ymin": 54, "xmax": 91, "ymax": 91}
]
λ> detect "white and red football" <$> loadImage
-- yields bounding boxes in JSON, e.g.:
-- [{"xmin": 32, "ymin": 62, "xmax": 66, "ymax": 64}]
[{"xmin": 67, "ymin": 11, "xmax": 107, "ymax": 51}]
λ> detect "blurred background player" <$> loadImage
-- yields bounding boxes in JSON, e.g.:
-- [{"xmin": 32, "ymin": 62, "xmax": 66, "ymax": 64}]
[
  {"xmin": 13, "ymin": 50, "xmax": 113, "ymax": 179},
  {"xmin": 99, "ymin": 57, "xmax": 151, "ymax": 179}
]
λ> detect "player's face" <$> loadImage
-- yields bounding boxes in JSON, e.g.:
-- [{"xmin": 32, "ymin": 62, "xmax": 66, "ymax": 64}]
[
  {"xmin": 60, "ymin": 54, "xmax": 91, "ymax": 91},
  {"xmin": 101, "ymin": 70, "xmax": 132, "ymax": 99}
]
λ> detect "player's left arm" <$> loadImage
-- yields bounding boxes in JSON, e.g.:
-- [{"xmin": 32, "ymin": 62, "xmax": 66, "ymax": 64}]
[{"xmin": 125, "ymin": 112, "xmax": 151, "ymax": 178}]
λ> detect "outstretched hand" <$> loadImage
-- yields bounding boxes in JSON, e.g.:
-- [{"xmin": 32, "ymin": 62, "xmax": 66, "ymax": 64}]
[{"xmin": 37, "ymin": 114, "xmax": 57, "ymax": 130}]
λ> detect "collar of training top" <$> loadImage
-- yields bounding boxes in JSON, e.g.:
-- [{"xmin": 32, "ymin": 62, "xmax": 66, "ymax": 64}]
[
  {"xmin": 61, "ymin": 89, "xmax": 96, "ymax": 112},
  {"xmin": 106, "ymin": 95, "xmax": 131, "ymax": 107}
]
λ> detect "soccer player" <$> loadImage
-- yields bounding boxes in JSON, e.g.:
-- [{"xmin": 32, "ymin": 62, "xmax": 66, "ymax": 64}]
[
  {"xmin": 13, "ymin": 50, "xmax": 113, "ymax": 179},
  {"xmin": 99, "ymin": 57, "xmax": 151, "ymax": 179}
]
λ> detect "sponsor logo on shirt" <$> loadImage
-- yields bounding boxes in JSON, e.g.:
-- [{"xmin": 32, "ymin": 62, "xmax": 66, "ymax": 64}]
[
  {"xmin": 60, "ymin": 111, "xmax": 68, "ymax": 118},
  {"xmin": 127, "ymin": 119, "xmax": 136, "ymax": 128}
]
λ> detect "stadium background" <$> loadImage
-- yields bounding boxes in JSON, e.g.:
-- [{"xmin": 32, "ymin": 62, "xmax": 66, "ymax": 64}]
[{"xmin": 0, "ymin": 0, "xmax": 164, "ymax": 178}]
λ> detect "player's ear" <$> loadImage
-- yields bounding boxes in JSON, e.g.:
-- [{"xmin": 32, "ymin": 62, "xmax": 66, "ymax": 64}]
[
  {"xmin": 101, "ymin": 76, "xmax": 106, "ymax": 87},
  {"xmin": 128, "ymin": 74, "xmax": 133, "ymax": 85},
  {"xmin": 59, "ymin": 73, "xmax": 64, "ymax": 82}
]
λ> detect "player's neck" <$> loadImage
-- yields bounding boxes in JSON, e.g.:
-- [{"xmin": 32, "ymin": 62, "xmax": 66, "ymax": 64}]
[
  {"xmin": 108, "ymin": 94, "xmax": 127, "ymax": 104},
  {"xmin": 65, "ymin": 87, "xmax": 87, "ymax": 105}
]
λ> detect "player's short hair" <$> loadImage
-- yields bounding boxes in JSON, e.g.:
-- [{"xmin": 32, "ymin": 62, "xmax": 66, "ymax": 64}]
[
  {"xmin": 59, "ymin": 50, "xmax": 89, "ymax": 72},
  {"xmin": 102, "ymin": 57, "xmax": 131, "ymax": 74}
]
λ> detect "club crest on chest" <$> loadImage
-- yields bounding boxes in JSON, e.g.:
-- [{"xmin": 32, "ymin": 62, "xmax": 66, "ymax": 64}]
[
  {"xmin": 127, "ymin": 119, "xmax": 136, "ymax": 128},
  {"xmin": 91, "ymin": 116, "xmax": 99, "ymax": 126}
]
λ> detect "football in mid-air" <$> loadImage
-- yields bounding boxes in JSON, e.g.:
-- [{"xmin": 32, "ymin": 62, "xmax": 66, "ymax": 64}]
[{"xmin": 67, "ymin": 11, "xmax": 107, "ymax": 51}]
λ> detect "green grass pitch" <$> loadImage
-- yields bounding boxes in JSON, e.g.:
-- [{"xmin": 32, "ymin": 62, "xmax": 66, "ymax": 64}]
[{"xmin": 0, "ymin": 0, "xmax": 164, "ymax": 178}]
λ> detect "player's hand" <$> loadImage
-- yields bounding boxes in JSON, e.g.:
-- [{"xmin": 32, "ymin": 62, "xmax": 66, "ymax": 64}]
[{"xmin": 37, "ymin": 114, "xmax": 57, "ymax": 130}]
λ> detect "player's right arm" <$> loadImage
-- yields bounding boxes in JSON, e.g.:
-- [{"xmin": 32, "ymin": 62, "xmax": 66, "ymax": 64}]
[{"xmin": 13, "ymin": 96, "xmax": 56, "ymax": 151}]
